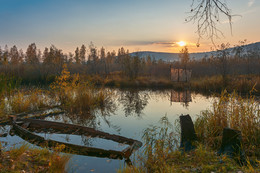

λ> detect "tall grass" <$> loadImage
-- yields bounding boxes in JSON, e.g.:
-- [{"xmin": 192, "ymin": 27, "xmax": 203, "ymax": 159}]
[
  {"xmin": 7, "ymin": 89, "xmax": 51, "ymax": 114},
  {"xmin": 51, "ymin": 64, "xmax": 113, "ymax": 115},
  {"xmin": 190, "ymin": 75, "xmax": 260, "ymax": 94},
  {"xmin": 0, "ymin": 144, "xmax": 70, "ymax": 172},
  {"xmin": 119, "ymin": 116, "xmax": 258, "ymax": 173},
  {"xmin": 120, "ymin": 91, "xmax": 260, "ymax": 172},
  {"xmin": 195, "ymin": 90, "xmax": 260, "ymax": 158}
]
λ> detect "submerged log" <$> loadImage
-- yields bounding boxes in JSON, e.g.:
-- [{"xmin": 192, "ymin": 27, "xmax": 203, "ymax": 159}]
[
  {"xmin": 218, "ymin": 128, "xmax": 246, "ymax": 165},
  {"xmin": 180, "ymin": 114, "xmax": 197, "ymax": 151}
]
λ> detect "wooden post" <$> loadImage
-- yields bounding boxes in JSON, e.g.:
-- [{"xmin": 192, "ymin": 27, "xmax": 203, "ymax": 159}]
[
  {"xmin": 218, "ymin": 128, "xmax": 246, "ymax": 165},
  {"xmin": 180, "ymin": 114, "xmax": 197, "ymax": 151}
]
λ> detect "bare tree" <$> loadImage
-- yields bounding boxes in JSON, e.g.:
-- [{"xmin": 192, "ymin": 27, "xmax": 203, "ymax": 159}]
[{"xmin": 186, "ymin": 0, "xmax": 235, "ymax": 46}]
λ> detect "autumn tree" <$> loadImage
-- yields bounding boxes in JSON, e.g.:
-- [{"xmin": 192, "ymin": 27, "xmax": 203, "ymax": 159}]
[
  {"xmin": 132, "ymin": 55, "xmax": 141, "ymax": 79},
  {"xmin": 88, "ymin": 42, "xmax": 99, "ymax": 74},
  {"xmin": 100, "ymin": 47, "xmax": 107, "ymax": 75},
  {"xmin": 0, "ymin": 47, "xmax": 2, "ymax": 63},
  {"xmin": 179, "ymin": 46, "xmax": 190, "ymax": 71},
  {"xmin": 80, "ymin": 44, "xmax": 86, "ymax": 64},
  {"xmin": 10, "ymin": 45, "xmax": 20, "ymax": 65},
  {"xmin": 74, "ymin": 47, "xmax": 80, "ymax": 64},
  {"xmin": 68, "ymin": 52, "xmax": 74, "ymax": 64},
  {"xmin": 25, "ymin": 43, "xmax": 39, "ymax": 64},
  {"xmin": 18, "ymin": 49, "xmax": 24, "ymax": 63},
  {"xmin": 2, "ymin": 45, "xmax": 9, "ymax": 65},
  {"xmin": 106, "ymin": 50, "xmax": 116, "ymax": 74}
]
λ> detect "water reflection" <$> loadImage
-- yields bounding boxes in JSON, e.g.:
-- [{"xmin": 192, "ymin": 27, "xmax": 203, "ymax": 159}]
[
  {"xmin": 119, "ymin": 89, "xmax": 149, "ymax": 117},
  {"xmin": 170, "ymin": 90, "xmax": 192, "ymax": 108},
  {"xmin": 1, "ymin": 88, "xmax": 216, "ymax": 173}
]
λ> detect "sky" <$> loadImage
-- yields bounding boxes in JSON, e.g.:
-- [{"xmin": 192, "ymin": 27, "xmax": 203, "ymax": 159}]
[{"xmin": 0, "ymin": 0, "xmax": 260, "ymax": 53}]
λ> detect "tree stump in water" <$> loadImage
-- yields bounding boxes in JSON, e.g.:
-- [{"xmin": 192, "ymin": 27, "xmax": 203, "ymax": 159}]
[
  {"xmin": 180, "ymin": 114, "xmax": 197, "ymax": 152},
  {"xmin": 218, "ymin": 128, "xmax": 246, "ymax": 165}
]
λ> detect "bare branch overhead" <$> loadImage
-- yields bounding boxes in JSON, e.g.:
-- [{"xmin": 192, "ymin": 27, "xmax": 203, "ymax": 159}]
[{"xmin": 186, "ymin": 0, "xmax": 236, "ymax": 47}]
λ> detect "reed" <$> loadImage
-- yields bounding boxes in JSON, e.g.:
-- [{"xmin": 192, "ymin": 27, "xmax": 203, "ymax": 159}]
[
  {"xmin": 120, "ymin": 94, "xmax": 260, "ymax": 172},
  {"xmin": 195, "ymin": 90, "xmax": 260, "ymax": 158},
  {"xmin": 0, "ymin": 144, "xmax": 70, "ymax": 173},
  {"xmin": 51, "ymin": 64, "xmax": 112, "ymax": 115},
  {"xmin": 7, "ymin": 89, "xmax": 52, "ymax": 114}
]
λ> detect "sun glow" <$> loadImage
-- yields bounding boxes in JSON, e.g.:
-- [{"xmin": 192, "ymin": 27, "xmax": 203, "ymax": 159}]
[{"xmin": 177, "ymin": 41, "xmax": 186, "ymax": 47}]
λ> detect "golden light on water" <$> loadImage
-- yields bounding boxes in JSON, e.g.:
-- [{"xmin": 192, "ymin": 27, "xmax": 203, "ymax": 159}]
[{"xmin": 177, "ymin": 41, "xmax": 186, "ymax": 47}]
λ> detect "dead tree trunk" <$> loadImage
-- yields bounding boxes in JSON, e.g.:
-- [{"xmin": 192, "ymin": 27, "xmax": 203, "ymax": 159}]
[
  {"xmin": 218, "ymin": 128, "xmax": 246, "ymax": 165},
  {"xmin": 180, "ymin": 114, "xmax": 197, "ymax": 151}
]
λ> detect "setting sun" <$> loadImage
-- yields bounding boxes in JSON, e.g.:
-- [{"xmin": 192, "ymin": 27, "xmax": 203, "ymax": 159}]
[{"xmin": 177, "ymin": 41, "xmax": 186, "ymax": 47}]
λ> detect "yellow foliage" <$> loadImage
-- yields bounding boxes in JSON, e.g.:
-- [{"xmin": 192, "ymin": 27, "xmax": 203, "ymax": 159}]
[{"xmin": 50, "ymin": 64, "xmax": 111, "ymax": 115}]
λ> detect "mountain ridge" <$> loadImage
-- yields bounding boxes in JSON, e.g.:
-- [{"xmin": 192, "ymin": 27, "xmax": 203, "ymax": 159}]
[{"xmin": 130, "ymin": 42, "xmax": 260, "ymax": 62}]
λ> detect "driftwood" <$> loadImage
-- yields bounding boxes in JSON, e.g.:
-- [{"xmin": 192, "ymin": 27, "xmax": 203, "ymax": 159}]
[
  {"xmin": 218, "ymin": 128, "xmax": 246, "ymax": 165},
  {"xmin": 180, "ymin": 114, "xmax": 197, "ymax": 151},
  {"xmin": 11, "ymin": 118, "xmax": 142, "ymax": 161},
  {"xmin": 0, "ymin": 110, "xmax": 64, "ymax": 126}
]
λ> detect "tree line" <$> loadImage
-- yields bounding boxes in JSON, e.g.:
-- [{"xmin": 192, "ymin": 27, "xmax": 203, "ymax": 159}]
[{"xmin": 0, "ymin": 42, "xmax": 259, "ymax": 85}]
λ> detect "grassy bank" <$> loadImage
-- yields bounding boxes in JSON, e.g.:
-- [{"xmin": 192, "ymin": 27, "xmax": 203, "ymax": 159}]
[
  {"xmin": 119, "ymin": 91, "xmax": 260, "ymax": 172},
  {"xmin": 0, "ymin": 65, "xmax": 111, "ymax": 122},
  {"xmin": 84, "ymin": 74, "xmax": 260, "ymax": 95},
  {"xmin": 0, "ymin": 144, "xmax": 70, "ymax": 173},
  {"xmin": 0, "ymin": 66, "xmax": 111, "ymax": 172}
]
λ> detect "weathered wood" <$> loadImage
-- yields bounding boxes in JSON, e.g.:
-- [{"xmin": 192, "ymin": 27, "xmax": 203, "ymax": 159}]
[
  {"xmin": 171, "ymin": 68, "xmax": 192, "ymax": 82},
  {"xmin": 180, "ymin": 114, "xmax": 197, "ymax": 151},
  {"xmin": 218, "ymin": 128, "xmax": 246, "ymax": 165},
  {"xmin": 11, "ymin": 118, "xmax": 142, "ymax": 160},
  {"xmin": 15, "ymin": 118, "xmax": 142, "ymax": 146}
]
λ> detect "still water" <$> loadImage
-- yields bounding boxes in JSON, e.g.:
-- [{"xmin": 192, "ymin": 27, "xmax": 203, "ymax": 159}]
[{"xmin": 0, "ymin": 89, "xmax": 215, "ymax": 173}]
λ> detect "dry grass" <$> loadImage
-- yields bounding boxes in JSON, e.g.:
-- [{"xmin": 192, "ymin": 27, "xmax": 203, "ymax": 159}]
[
  {"xmin": 7, "ymin": 89, "xmax": 52, "ymax": 114},
  {"xmin": 190, "ymin": 75, "xmax": 260, "ymax": 94},
  {"xmin": 195, "ymin": 90, "xmax": 260, "ymax": 158},
  {"xmin": 119, "ymin": 90, "xmax": 260, "ymax": 172},
  {"xmin": 0, "ymin": 144, "xmax": 70, "ymax": 173},
  {"xmin": 119, "ymin": 116, "xmax": 259, "ymax": 173},
  {"xmin": 51, "ymin": 64, "xmax": 112, "ymax": 115}
]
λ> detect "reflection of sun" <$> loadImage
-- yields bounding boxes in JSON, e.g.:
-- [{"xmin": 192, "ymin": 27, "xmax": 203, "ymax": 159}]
[{"xmin": 177, "ymin": 41, "xmax": 186, "ymax": 47}]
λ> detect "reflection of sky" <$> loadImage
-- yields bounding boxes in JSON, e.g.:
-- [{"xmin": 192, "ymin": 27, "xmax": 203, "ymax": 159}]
[
  {"xmin": 1, "ymin": 89, "xmax": 215, "ymax": 173},
  {"xmin": 106, "ymin": 91, "xmax": 214, "ymax": 139}
]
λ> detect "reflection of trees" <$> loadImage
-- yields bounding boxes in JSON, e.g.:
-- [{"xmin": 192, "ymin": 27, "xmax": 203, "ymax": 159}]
[
  {"xmin": 46, "ymin": 94, "xmax": 118, "ymax": 146},
  {"xmin": 119, "ymin": 90, "xmax": 149, "ymax": 117}
]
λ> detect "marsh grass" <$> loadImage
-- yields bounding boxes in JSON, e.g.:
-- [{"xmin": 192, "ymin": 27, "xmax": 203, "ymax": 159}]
[
  {"xmin": 0, "ymin": 144, "xmax": 70, "ymax": 173},
  {"xmin": 195, "ymin": 89, "xmax": 260, "ymax": 158},
  {"xmin": 3, "ymin": 89, "xmax": 53, "ymax": 115},
  {"xmin": 120, "ymin": 91, "xmax": 260, "ymax": 172},
  {"xmin": 190, "ymin": 75, "xmax": 260, "ymax": 94},
  {"xmin": 119, "ymin": 116, "xmax": 254, "ymax": 173},
  {"xmin": 51, "ymin": 64, "xmax": 113, "ymax": 115}
]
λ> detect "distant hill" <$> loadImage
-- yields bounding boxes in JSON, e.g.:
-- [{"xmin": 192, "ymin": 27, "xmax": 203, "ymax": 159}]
[{"xmin": 130, "ymin": 42, "xmax": 260, "ymax": 62}]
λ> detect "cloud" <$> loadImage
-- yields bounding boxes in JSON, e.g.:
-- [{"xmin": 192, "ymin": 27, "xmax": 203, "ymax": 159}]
[
  {"xmin": 152, "ymin": 42, "xmax": 177, "ymax": 47},
  {"xmin": 248, "ymin": 0, "xmax": 255, "ymax": 7},
  {"xmin": 119, "ymin": 40, "xmax": 177, "ymax": 47}
]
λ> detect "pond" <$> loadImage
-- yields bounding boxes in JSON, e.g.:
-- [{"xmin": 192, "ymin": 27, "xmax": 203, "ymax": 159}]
[{"xmin": 0, "ymin": 89, "xmax": 215, "ymax": 173}]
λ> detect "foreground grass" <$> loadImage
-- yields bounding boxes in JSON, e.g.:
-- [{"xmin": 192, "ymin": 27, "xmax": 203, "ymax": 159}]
[
  {"xmin": 120, "ymin": 90, "xmax": 260, "ymax": 173},
  {"xmin": 195, "ymin": 90, "xmax": 260, "ymax": 158},
  {"xmin": 0, "ymin": 144, "xmax": 70, "ymax": 173}
]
